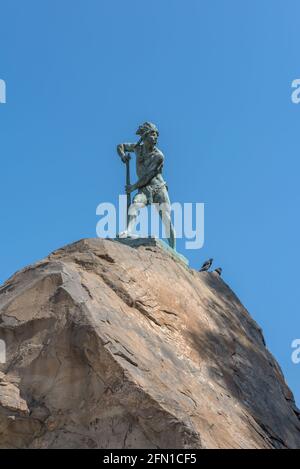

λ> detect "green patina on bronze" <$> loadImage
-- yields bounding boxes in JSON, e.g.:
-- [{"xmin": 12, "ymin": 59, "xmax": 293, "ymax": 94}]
[{"xmin": 117, "ymin": 122, "xmax": 176, "ymax": 250}]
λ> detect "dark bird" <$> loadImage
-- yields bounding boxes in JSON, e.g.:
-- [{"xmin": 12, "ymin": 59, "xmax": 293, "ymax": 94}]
[
  {"xmin": 214, "ymin": 267, "xmax": 222, "ymax": 276},
  {"xmin": 199, "ymin": 258, "xmax": 213, "ymax": 272}
]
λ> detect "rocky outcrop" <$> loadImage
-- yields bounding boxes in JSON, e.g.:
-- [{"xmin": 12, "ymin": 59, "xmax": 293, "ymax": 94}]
[{"xmin": 0, "ymin": 238, "xmax": 299, "ymax": 449}]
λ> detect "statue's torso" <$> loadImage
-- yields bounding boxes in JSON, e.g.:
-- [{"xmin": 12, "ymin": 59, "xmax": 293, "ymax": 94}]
[{"xmin": 135, "ymin": 145, "xmax": 165, "ymax": 189}]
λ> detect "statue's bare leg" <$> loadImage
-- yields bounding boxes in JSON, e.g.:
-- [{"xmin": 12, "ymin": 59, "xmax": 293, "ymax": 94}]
[
  {"xmin": 119, "ymin": 193, "xmax": 147, "ymax": 238},
  {"xmin": 155, "ymin": 189, "xmax": 176, "ymax": 250},
  {"xmin": 160, "ymin": 210, "xmax": 175, "ymax": 249}
]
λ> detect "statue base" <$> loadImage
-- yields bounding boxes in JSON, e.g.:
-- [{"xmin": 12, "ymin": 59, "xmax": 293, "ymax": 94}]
[{"xmin": 113, "ymin": 236, "xmax": 189, "ymax": 267}]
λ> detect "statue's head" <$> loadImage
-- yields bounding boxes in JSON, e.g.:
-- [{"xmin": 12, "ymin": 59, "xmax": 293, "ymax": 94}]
[{"xmin": 136, "ymin": 122, "xmax": 159, "ymax": 146}]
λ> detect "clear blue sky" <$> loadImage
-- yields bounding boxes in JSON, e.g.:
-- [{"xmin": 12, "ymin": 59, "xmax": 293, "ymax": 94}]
[{"xmin": 1, "ymin": 0, "xmax": 300, "ymax": 404}]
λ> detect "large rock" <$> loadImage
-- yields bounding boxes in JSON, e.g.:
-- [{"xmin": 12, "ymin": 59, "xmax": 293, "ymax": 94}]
[{"xmin": 0, "ymin": 238, "xmax": 299, "ymax": 448}]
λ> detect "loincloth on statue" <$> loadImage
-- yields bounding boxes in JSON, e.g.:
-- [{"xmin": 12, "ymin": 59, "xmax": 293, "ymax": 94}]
[{"xmin": 134, "ymin": 182, "xmax": 170, "ymax": 205}]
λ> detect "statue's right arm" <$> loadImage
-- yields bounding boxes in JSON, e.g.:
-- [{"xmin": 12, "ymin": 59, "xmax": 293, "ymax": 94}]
[{"xmin": 117, "ymin": 143, "xmax": 136, "ymax": 162}]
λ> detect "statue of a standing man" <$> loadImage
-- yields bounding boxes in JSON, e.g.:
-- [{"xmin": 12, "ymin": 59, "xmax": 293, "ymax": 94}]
[{"xmin": 117, "ymin": 122, "xmax": 176, "ymax": 249}]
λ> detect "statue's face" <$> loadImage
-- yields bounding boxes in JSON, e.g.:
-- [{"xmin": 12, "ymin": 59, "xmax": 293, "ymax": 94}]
[{"xmin": 144, "ymin": 130, "xmax": 158, "ymax": 146}]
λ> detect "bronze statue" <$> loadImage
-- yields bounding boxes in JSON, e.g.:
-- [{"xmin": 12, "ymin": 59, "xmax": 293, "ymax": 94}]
[{"xmin": 117, "ymin": 122, "xmax": 175, "ymax": 249}]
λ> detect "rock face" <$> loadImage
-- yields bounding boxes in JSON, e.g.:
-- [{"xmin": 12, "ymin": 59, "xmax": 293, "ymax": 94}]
[{"xmin": 0, "ymin": 238, "xmax": 299, "ymax": 449}]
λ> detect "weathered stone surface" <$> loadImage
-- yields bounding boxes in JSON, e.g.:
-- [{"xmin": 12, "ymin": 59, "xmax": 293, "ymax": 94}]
[
  {"xmin": 115, "ymin": 237, "xmax": 189, "ymax": 266},
  {"xmin": 0, "ymin": 238, "xmax": 299, "ymax": 449}
]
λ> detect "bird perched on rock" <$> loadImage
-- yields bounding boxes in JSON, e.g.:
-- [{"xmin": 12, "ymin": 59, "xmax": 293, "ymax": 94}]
[
  {"xmin": 199, "ymin": 258, "xmax": 213, "ymax": 272},
  {"xmin": 214, "ymin": 267, "xmax": 222, "ymax": 276}
]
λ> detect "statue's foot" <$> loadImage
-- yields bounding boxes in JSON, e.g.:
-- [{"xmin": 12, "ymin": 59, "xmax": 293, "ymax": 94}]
[
  {"xmin": 118, "ymin": 230, "xmax": 129, "ymax": 238},
  {"xmin": 117, "ymin": 231, "xmax": 140, "ymax": 239}
]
